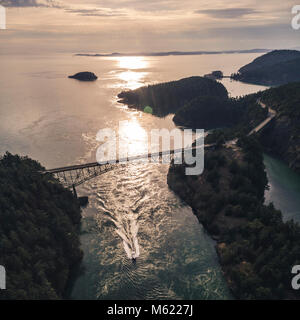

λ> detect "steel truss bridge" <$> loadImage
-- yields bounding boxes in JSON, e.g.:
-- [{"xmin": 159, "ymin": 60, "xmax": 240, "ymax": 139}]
[
  {"xmin": 42, "ymin": 145, "xmax": 211, "ymax": 192},
  {"xmin": 42, "ymin": 101, "xmax": 276, "ymax": 195}
]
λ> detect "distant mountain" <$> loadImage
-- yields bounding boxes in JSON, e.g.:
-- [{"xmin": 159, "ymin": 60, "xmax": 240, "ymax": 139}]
[
  {"xmin": 231, "ymin": 50, "xmax": 300, "ymax": 85},
  {"xmin": 75, "ymin": 49, "xmax": 269, "ymax": 57}
]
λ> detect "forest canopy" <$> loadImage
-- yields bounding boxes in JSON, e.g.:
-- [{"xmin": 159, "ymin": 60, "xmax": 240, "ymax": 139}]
[
  {"xmin": 231, "ymin": 50, "xmax": 300, "ymax": 85},
  {"xmin": 0, "ymin": 153, "xmax": 83, "ymax": 300},
  {"xmin": 118, "ymin": 76, "xmax": 228, "ymax": 117},
  {"xmin": 168, "ymin": 136, "xmax": 300, "ymax": 299}
]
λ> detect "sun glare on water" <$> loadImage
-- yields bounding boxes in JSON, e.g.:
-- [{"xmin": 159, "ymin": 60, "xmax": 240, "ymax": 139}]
[
  {"xmin": 111, "ymin": 56, "xmax": 149, "ymax": 90},
  {"xmin": 118, "ymin": 71, "xmax": 147, "ymax": 90},
  {"xmin": 118, "ymin": 118, "xmax": 148, "ymax": 158},
  {"xmin": 117, "ymin": 56, "xmax": 148, "ymax": 69}
]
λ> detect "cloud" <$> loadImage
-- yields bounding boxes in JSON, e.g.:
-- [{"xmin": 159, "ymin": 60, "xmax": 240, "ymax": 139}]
[
  {"xmin": 81, "ymin": 0, "xmax": 184, "ymax": 12},
  {"xmin": 65, "ymin": 8, "xmax": 126, "ymax": 17},
  {"xmin": 195, "ymin": 8, "xmax": 259, "ymax": 19},
  {"xmin": 0, "ymin": 0, "xmax": 61, "ymax": 7}
]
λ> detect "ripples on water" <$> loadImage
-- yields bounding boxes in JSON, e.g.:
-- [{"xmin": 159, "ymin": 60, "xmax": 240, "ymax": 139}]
[
  {"xmin": 2, "ymin": 53, "xmax": 299, "ymax": 300},
  {"xmin": 71, "ymin": 161, "xmax": 231, "ymax": 300},
  {"xmin": 2, "ymin": 53, "xmax": 269, "ymax": 300}
]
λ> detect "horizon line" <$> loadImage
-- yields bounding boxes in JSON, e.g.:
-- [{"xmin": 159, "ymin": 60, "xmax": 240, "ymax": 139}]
[{"xmin": 74, "ymin": 48, "xmax": 272, "ymax": 57}]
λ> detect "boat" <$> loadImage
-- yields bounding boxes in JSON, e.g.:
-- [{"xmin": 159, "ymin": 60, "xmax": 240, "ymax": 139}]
[{"xmin": 132, "ymin": 251, "xmax": 136, "ymax": 263}]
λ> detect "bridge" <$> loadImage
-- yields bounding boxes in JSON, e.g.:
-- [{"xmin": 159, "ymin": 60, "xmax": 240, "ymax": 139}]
[
  {"xmin": 43, "ymin": 100, "xmax": 276, "ymax": 194},
  {"xmin": 43, "ymin": 145, "xmax": 213, "ymax": 192}
]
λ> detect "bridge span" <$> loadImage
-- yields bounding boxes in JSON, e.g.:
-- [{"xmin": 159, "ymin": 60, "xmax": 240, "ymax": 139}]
[
  {"xmin": 43, "ymin": 145, "xmax": 213, "ymax": 190},
  {"xmin": 43, "ymin": 100, "xmax": 276, "ymax": 192}
]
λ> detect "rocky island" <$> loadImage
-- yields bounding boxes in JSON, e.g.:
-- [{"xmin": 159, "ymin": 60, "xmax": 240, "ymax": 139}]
[{"xmin": 68, "ymin": 72, "xmax": 98, "ymax": 81}]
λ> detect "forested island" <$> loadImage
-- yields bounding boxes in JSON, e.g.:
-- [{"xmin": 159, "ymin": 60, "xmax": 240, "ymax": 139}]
[
  {"xmin": 118, "ymin": 76, "xmax": 228, "ymax": 117},
  {"xmin": 118, "ymin": 76, "xmax": 268, "ymax": 131},
  {"xmin": 118, "ymin": 75, "xmax": 300, "ymax": 174},
  {"xmin": 168, "ymin": 136, "xmax": 300, "ymax": 299},
  {"xmin": 0, "ymin": 153, "xmax": 83, "ymax": 300},
  {"xmin": 231, "ymin": 50, "xmax": 300, "ymax": 86}
]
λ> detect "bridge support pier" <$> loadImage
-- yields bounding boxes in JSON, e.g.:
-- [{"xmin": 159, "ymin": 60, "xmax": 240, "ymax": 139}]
[{"xmin": 72, "ymin": 184, "xmax": 78, "ymax": 199}]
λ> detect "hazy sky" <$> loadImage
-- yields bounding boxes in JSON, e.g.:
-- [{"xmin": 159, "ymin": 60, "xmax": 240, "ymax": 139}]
[{"xmin": 0, "ymin": 0, "xmax": 299, "ymax": 53}]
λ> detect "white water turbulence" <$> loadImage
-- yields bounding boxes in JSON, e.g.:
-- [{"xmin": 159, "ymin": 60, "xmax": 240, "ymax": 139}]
[{"xmin": 115, "ymin": 215, "xmax": 140, "ymax": 259}]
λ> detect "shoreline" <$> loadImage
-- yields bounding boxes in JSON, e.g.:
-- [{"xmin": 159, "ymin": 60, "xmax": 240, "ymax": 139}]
[{"xmin": 167, "ymin": 140, "xmax": 300, "ymax": 299}]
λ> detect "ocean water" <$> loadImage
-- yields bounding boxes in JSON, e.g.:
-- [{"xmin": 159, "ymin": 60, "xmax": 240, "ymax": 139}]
[{"xmin": 0, "ymin": 52, "xmax": 297, "ymax": 299}]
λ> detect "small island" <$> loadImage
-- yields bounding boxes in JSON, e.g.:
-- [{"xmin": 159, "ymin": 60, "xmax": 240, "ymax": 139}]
[
  {"xmin": 204, "ymin": 70, "xmax": 223, "ymax": 80},
  {"xmin": 68, "ymin": 72, "xmax": 98, "ymax": 81}
]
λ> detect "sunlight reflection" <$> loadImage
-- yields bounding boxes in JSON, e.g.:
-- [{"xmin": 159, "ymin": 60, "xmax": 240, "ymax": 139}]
[
  {"xmin": 118, "ymin": 71, "xmax": 147, "ymax": 90},
  {"xmin": 109, "ymin": 56, "xmax": 149, "ymax": 89},
  {"xmin": 117, "ymin": 56, "xmax": 148, "ymax": 70},
  {"xmin": 118, "ymin": 118, "xmax": 148, "ymax": 159}
]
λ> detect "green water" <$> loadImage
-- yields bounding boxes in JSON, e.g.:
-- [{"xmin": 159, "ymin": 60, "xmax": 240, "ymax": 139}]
[{"xmin": 264, "ymin": 153, "xmax": 300, "ymax": 222}]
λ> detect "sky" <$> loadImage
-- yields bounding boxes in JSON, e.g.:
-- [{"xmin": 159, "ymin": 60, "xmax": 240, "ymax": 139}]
[{"xmin": 0, "ymin": 0, "xmax": 299, "ymax": 54}]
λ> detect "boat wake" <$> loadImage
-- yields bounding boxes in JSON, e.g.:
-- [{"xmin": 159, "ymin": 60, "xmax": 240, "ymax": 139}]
[{"xmin": 114, "ymin": 216, "xmax": 140, "ymax": 259}]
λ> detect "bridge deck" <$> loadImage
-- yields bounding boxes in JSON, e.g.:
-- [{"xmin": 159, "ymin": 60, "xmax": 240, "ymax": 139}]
[
  {"xmin": 43, "ymin": 144, "xmax": 211, "ymax": 174},
  {"xmin": 42, "ymin": 100, "xmax": 277, "ymax": 190}
]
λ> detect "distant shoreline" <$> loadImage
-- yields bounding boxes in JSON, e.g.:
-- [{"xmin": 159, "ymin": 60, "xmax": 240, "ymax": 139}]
[{"xmin": 75, "ymin": 49, "xmax": 269, "ymax": 57}]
